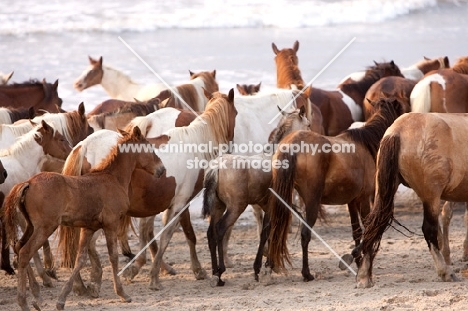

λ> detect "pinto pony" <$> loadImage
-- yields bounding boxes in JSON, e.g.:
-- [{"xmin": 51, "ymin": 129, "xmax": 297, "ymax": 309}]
[
  {"xmin": 2, "ymin": 127, "xmax": 165, "ymax": 311},
  {"xmin": 268, "ymin": 98, "xmax": 405, "ymax": 281}
]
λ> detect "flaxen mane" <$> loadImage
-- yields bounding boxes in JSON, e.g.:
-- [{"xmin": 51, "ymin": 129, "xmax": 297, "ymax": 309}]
[
  {"xmin": 452, "ymin": 56, "xmax": 468, "ymax": 74},
  {"xmin": 345, "ymin": 98, "xmax": 404, "ymax": 159}
]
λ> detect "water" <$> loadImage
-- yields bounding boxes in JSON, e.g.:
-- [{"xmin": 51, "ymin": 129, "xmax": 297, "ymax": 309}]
[{"xmin": 0, "ymin": 0, "xmax": 467, "ymax": 112}]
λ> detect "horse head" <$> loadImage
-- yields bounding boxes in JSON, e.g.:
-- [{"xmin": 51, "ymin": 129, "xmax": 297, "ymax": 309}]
[
  {"xmin": 35, "ymin": 120, "xmax": 72, "ymax": 161},
  {"xmin": 74, "ymin": 56, "xmax": 104, "ymax": 91}
]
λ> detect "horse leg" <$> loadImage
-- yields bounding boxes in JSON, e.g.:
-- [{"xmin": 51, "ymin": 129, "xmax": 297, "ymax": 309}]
[
  {"xmin": 86, "ymin": 231, "xmax": 103, "ymax": 298},
  {"xmin": 122, "ymin": 217, "xmax": 149, "ymax": 281},
  {"xmin": 254, "ymin": 211, "xmax": 270, "ymax": 281},
  {"xmin": 42, "ymin": 240, "xmax": 57, "ymax": 279},
  {"xmin": 180, "ymin": 208, "xmax": 206, "ymax": 280},
  {"xmin": 463, "ymin": 203, "xmax": 468, "ymax": 261},
  {"xmin": 72, "ymin": 230, "xmax": 100, "ymax": 296},
  {"xmin": 57, "ymin": 228, "xmax": 94, "ymax": 310},
  {"xmin": 119, "ymin": 230, "xmax": 135, "ymax": 260},
  {"xmin": 32, "ymin": 250, "xmax": 53, "ymax": 287},
  {"xmin": 102, "ymin": 228, "xmax": 131, "ymax": 303},
  {"xmin": 222, "ymin": 226, "xmax": 234, "ymax": 268},
  {"xmin": 422, "ymin": 199, "xmax": 457, "ymax": 282},
  {"xmin": 145, "ymin": 216, "xmax": 176, "ymax": 275},
  {"xmin": 439, "ymin": 201, "xmax": 454, "ymax": 265},
  {"xmin": 0, "ymin": 221, "xmax": 15, "ymax": 275}
]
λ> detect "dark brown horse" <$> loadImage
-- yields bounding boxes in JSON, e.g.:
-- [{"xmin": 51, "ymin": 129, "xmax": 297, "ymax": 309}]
[
  {"xmin": 0, "ymin": 79, "xmax": 62, "ymax": 115},
  {"xmin": 2, "ymin": 126, "xmax": 165, "ymax": 311},
  {"xmin": 268, "ymin": 98, "xmax": 405, "ymax": 281},
  {"xmin": 236, "ymin": 82, "xmax": 262, "ymax": 95},
  {"xmin": 87, "ymin": 99, "xmax": 159, "ymax": 131},
  {"xmin": 0, "ymin": 106, "xmax": 34, "ymax": 124},
  {"xmin": 87, "ymin": 97, "xmax": 160, "ymax": 116},
  {"xmin": 353, "ymin": 112, "xmax": 468, "ymax": 288}
]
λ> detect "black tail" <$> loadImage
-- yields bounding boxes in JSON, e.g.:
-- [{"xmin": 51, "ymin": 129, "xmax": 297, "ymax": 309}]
[{"xmin": 360, "ymin": 134, "xmax": 401, "ymax": 263}]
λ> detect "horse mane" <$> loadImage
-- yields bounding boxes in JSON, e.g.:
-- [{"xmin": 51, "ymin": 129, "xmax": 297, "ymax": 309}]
[
  {"xmin": 61, "ymin": 144, "xmax": 86, "ymax": 176},
  {"xmin": 92, "ymin": 101, "xmax": 158, "ymax": 125},
  {"xmin": 0, "ymin": 121, "xmax": 33, "ymax": 137},
  {"xmin": 124, "ymin": 115, "xmax": 153, "ymax": 136},
  {"xmin": 452, "ymin": 56, "xmax": 468, "ymax": 75},
  {"xmin": 0, "ymin": 124, "xmax": 52, "ymax": 157},
  {"xmin": 0, "ymin": 108, "xmax": 12, "ymax": 124},
  {"xmin": 275, "ymin": 50, "xmax": 305, "ymax": 88},
  {"xmin": 5, "ymin": 79, "xmax": 43, "ymax": 88},
  {"xmin": 190, "ymin": 71, "xmax": 219, "ymax": 93},
  {"xmin": 103, "ymin": 65, "xmax": 137, "ymax": 84},
  {"xmin": 344, "ymin": 98, "xmax": 404, "ymax": 159},
  {"xmin": 162, "ymin": 92, "xmax": 233, "ymax": 159},
  {"xmin": 268, "ymin": 109, "xmax": 304, "ymax": 144},
  {"xmin": 33, "ymin": 111, "xmax": 83, "ymax": 146}
]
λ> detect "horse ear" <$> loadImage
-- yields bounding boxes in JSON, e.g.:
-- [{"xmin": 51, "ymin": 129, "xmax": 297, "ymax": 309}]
[
  {"xmin": 189, "ymin": 70, "xmax": 195, "ymax": 77},
  {"xmin": 228, "ymin": 88, "xmax": 235, "ymax": 103},
  {"xmin": 303, "ymin": 85, "xmax": 312, "ymax": 97},
  {"xmin": 202, "ymin": 87, "xmax": 212, "ymax": 100},
  {"xmin": 29, "ymin": 120, "xmax": 37, "ymax": 127},
  {"xmin": 42, "ymin": 79, "xmax": 50, "ymax": 97},
  {"xmin": 53, "ymin": 79, "xmax": 59, "ymax": 89},
  {"xmin": 117, "ymin": 128, "xmax": 128, "ymax": 136},
  {"xmin": 41, "ymin": 120, "xmax": 53, "ymax": 133},
  {"xmin": 299, "ymin": 105, "xmax": 306, "ymax": 116},
  {"xmin": 390, "ymin": 60, "xmax": 395, "ymax": 67},
  {"xmin": 134, "ymin": 98, "xmax": 143, "ymax": 103},
  {"xmin": 132, "ymin": 126, "xmax": 143, "ymax": 139},
  {"xmin": 78, "ymin": 102, "xmax": 85, "ymax": 116},
  {"xmin": 277, "ymin": 105, "xmax": 286, "ymax": 116},
  {"xmin": 255, "ymin": 82, "xmax": 262, "ymax": 92},
  {"xmin": 272, "ymin": 42, "xmax": 280, "ymax": 55},
  {"xmin": 28, "ymin": 107, "xmax": 35, "ymax": 119},
  {"xmin": 98, "ymin": 56, "xmax": 103, "ymax": 66},
  {"xmin": 3, "ymin": 71, "xmax": 13, "ymax": 83},
  {"xmin": 366, "ymin": 98, "xmax": 375, "ymax": 106},
  {"xmin": 424, "ymin": 56, "xmax": 430, "ymax": 61},
  {"xmin": 88, "ymin": 55, "xmax": 94, "ymax": 64},
  {"xmin": 444, "ymin": 56, "xmax": 450, "ymax": 68},
  {"xmin": 293, "ymin": 40, "xmax": 299, "ymax": 52},
  {"xmin": 373, "ymin": 60, "xmax": 379, "ymax": 66},
  {"xmin": 211, "ymin": 70, "xmax": 216, "ymax": 78},
  {"xmin": 236, "ymin": 84, "xmax": 244, "ymax": 95}
]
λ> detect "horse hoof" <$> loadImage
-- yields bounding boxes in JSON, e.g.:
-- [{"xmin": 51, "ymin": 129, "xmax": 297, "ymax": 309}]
[
  {"xmin": 194, "ymin": 268, "xmax": 207, "ymax": 280},
  {"xmin": 122, "ymin": 265, "xmax": 139, "ymax": 281},
  {"xmin": 87, "ymin": 283, "xmax": 101, "ymax": 298},
  {"xmin": 121, "ymin": 295, "xmax": 132, "ymax": 303},
  {"xmin": 149, "ymin": 281, "xmax": 163, "ymax": 291},
  {"xmin": 210, "ymin": 276, "xmax": 220, "ymax": 287},
  {"xmin": 32, "ymin": 301, "xmax": 42, "ymax": 311},
  {"xmin": 339, "ymin": 254, "xmax": 354, "ymax": 270},
  {"xmin": 56, "ymin": 302, "xmax": 65, "ymax": 310},
  {"xmin": 302, "ymin": 272, "xmax": 315, "ymax": 282},
  {"xmin": 45, "ymin": 268, "xmax": 58, "ymax": 280},
  {"xmin": 1, "ymin": 266, "xmax": 15, "ymax": 275},
  {"xmin": 161, "ymin": 266, "xmax": 177, "ymax": 276},
  {"xmin": 42, "ymin": 277, "xmax": 53, "ymax": 288},
  {"xmin": 356, "ymin": 278, "xmax": 374, "ymax": 288},
  {"xmin": 462, "ymin": 254, "xmax": 468, "ymax": 262}
]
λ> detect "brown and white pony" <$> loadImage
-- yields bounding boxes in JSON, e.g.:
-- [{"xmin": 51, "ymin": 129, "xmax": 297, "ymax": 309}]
[
  {"xmin": 354, "ymin": 112, "xmax": 468, "ymax": 288},
  {"xmin": 236, "ymin": 82, "xmax": 262, "ymax": 95},
  {"xmin": 268, "ymin": 98, "xmax": 405, "ymax": 281},
  {"xmin": 411, "ymin": 56, "xmax": 468, "ymax": 113},
  {"xmin": 154, "ymin": 70, "xmax": 218, "ymax": 111}
]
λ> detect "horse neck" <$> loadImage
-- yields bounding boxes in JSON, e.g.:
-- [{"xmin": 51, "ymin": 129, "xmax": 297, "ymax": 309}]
[
  {"xmin": 99, "ymin": 149, "xmax": 138, "ymax": 189},
  {"xmin": 0, "ymin": 84, "xmax": 44, "ymax": 103},
  {"xmin": 453, "ymin": 63, "xmax": 468, "ymax": 75},
  {"xmin": 339, "ymin": 74, "xmax": 381, "ymax": 106},
  {"xmin": 100, "ymin": 66, "xmax": 141, "ymax": 99},
  {"xmin": 276, "ymin": 61, "xmax": 304, "ymax": 89}
]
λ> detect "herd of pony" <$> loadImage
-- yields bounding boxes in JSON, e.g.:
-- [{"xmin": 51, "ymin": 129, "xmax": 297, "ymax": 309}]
[{"xmin": 0, "ymin": 40, "xmax": 468, "ymax": 310}]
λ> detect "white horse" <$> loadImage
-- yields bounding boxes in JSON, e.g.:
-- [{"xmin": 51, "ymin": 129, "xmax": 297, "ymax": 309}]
[
  {"xmin": 73, "ymin": 56, "xmax": 167, "ymax": 101},
  {"xmin": 339, "ymin": 56, "xmax": 450, "ymax": 84}
]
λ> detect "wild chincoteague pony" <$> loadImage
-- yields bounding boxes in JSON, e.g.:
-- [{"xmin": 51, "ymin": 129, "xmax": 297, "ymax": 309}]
[
  {"xmin": 74, "ymin": 56, "xmax": 167, "ymax": 101},
  {"xmin": 411, "ymin": 56, "xmax": 468, "ymax": 113},
  {"xmin": 87, "ymin": 99, "xmax": 159, "ymax": 131},
  {"xmin": 268, "ymin": 98, "xmax": 405, "ymax": 282},
  {"xmin": 1, "ymin": 127, "xmax": 165, "ymax": 311},
  {"xmin": 203, "ymin": 106, "xmax": 311, "ymax": 286},
  {"xmin": 340, "ymin": 56, "xmax": 450, "ymax": 84},
  {"xmin": 59, "ymin": 90, "xmax": 237, "ymax": 292},
  {"xmin": 353, "ymin": 112, "xmax": 468, "ymax": 288},
  {"xmin": 0, "ymin": 71, "xmax": 14, "ymax": 85},
  {"xmin": 0, "ymin": 120, "xmax": 72, "ymax": 280},
  {"xmin": 236, "ymin": 82, "xmax": 262, "ymax": 95},
  {"xmin": 0, "ymin": 106, "xmax": 34, "ymax": 125},
  {"xmin": 87, "ymin": 97, "xmax": 160, "ymax": 116},
  {"xmin": 271, "ymin": 40, "xmax": 324, "ymax": 135},
  {"xmin": 154, "ymin": 70, "xmax": 219, "ymax": 112},
  {"xmin": 0, "ymin": 102, "xmax": 93, "ymax": 150},
  {"xmin": 0, "ymin": 79, "xmax": 63, "ymax": 115}
]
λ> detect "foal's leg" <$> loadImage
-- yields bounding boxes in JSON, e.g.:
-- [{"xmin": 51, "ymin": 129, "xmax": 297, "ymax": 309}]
[
  {"xmin": 86, "ymin": 232, "xmax": 103, "ymax": 298},
  {"xmin": 0, "ymin": 221, "xmax": 15, "ymax": 275},
  {"xmin": 253, "ymin": 211, "xmax": 271, "ymax": 281},
  {"xmin": 42, "ymin": 240, "xmax": 57, "ymax": 279},
  {"xmin": 422, "ymin": 199, "xmax": 457, "ymax": 282},
  {"xmin": 439, "ymin": 201, "xmax": 454, "ymax": 265},
  {"xmin": 144, "ymin": 216, "xmax": 176, "ymax": 275},
  {"xmin": 32, "ymin": 250, "xmax": 53, "ymax": 287}
]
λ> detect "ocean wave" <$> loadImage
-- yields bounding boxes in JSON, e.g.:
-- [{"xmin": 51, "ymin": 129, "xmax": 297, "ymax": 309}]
[{"xmin": 0, "ymin": 0, "xmax": 441, "ymax": 35}]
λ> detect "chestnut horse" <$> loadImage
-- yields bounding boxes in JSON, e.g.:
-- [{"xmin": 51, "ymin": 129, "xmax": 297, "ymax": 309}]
[
  {"xmin": 0, "ymin": 120, "xmax": 72, "ymax": 279},
  {"xmin": 411, "ymin": 56, "xmax": 468, "ymax": 113},
  {"xmin": 2, "ymin": 127, "xmax": 165, "ymax": 311},
  {"xmin": 154, "ymin": 70, "xmax": 219, "ymax": 111},
  {"xmin": 0, "ymin": 79, "xmax": 62, "ymax": 114},
  {"xmin": 203, "ymin": 106, "xmax": 311, "ymax": 286},
  {"xmin": 87, "ymin": 99, "xmax": 159, "ymax": 131},
  {"xmin": 74, "ymin": 56, "xmax": 167, "ymax": 101},
  {"xmin": 268, "ymin": 98, "xmax": 405, "ymax": 281},
  {"xmin": 272, "ymin": 40, "xmax": 403, "ymax": 135},
  {"xmin": 236, "ymin": 82, "xmax": 261, "ymax": 95},
  {"xmin": 354, "ymin": 112, "xmax": 468, "ymax": 288}
]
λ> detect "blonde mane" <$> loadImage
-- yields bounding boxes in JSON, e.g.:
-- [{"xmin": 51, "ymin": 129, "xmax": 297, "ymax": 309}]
[
  {"xmin": 0, "ymin": 121, "xmax": 31, "ymax": 137},
  {"xmin": 124, "ymin": 115, "xmax": 153, "ymax": 136}
]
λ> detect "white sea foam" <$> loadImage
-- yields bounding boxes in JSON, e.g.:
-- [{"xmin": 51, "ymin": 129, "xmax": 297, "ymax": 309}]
[{"xmin": 1, "ymin": 0, "xmax": 438, "ymax": 35}]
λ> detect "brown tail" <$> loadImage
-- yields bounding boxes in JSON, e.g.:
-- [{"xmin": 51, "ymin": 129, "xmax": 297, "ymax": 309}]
[
  {"xmin": 268, "ymin": 150, "xmax": 297, "ymax": 272},
  {"xmin": 360, "ymin": 134, "xmax": 401, "ymax": 263},
  {"xmin": 2, "ymin": 182, "xmax": 29, "ymax": 253}
]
